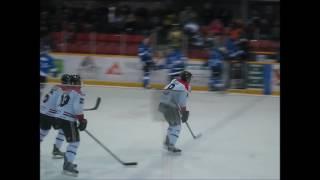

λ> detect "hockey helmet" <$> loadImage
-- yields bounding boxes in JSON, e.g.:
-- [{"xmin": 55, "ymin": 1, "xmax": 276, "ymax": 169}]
[
  {"xmin": 61, "ymin": 74, "xmax": 71, "ymax": 84},
  {"xmin": 180, "ymin": 71, "xmax": 192, "ymax": 83},
  {"xmin": 71, "ymin": 74, "xmax": 81, "ymax": 85}
]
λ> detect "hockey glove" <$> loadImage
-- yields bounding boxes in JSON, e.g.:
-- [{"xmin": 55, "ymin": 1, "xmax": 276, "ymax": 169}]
[
  {"xmin": 78, "ymin": 119, "xmax": 87, "ymax": 131},
  {"xmin": 76, "ymin": 114, "xmax": 87, "ymax": 131},
  {"xmin": 181, "ymin": 111, "xmax": 189, "ymax": 123}
]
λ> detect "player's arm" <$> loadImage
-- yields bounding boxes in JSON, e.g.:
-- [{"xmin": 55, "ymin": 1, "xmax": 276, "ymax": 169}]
[
  {"xmin": 138, "ymin": 46, "xmax": 149, "ymax": 58},
  {"xmin": 73, "ymin": 93, "xmax": 87, "ymax": 131},
  {"xmin": 177, "ymin": 91, "xmax": 189, "ymax": 123}
]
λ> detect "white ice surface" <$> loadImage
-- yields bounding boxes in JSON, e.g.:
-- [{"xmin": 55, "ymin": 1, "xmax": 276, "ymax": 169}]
[{"xmin": 40, "ymin": 86, "xmax": 279, "ymax": 180}]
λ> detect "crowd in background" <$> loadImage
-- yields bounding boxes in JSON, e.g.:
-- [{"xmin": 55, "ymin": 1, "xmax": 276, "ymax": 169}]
[
  {"xmin": 40, "ymin": 1, "xmax": 280, "ymax": 41},
  {"xmin": 40, "ymin": 0, "xmax": 280, "ymax": 64}
]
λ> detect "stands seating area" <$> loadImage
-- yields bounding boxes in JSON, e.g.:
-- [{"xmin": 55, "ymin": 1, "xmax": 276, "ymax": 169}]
[{"xmin": 51, "ymin": 32, "xmax": 280, "ymax": 59}]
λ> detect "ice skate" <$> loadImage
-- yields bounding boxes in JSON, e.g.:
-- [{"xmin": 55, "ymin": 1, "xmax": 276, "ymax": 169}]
[{"xmin": 52, "ymin": 144, "xmax": 64, "ymax": 159}]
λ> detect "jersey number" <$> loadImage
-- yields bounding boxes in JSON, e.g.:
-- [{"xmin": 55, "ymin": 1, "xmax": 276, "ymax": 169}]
[
  {"xmin": 59, "ymin": 94, "xmax": 70, "ymax": 107},
  {"xmin": 42, "ymin": 94, "xmax": 50, "ymax": 103},
  {"xmin": 167, "ymin": 83, "xmax": 175, "ymax": 90},
  {"xmin": 42, "ymin": 89, "xmax": 54, "ymax": 103}
]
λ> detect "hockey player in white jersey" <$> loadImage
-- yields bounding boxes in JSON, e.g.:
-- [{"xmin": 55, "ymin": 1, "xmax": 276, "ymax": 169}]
[
  {"xmin": 158, "ymin": 71, "xmax": 192, "ymax": 153},
  {"xmin": 55, "ymin": 74, "xmax": 87, "ymax": 176},
  {"xmin": 40, "ymin": 74, "xmax": 71, "ymax": 158}
]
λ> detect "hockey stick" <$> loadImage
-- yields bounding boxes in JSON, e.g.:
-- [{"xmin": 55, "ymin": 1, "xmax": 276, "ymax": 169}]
[
  {"xmin": 185, "ymin": 121, "xmax": 202, "ymax": 139},
  {"xmin": 84, "ymin": 97, "xmax": 101, "ymax": 111},
  {"xmin": 176, "ymin": 104, "xmax": 202, "ymax": 139},
  {"xmin": 84, "ymin": 129, "xmax": 138, "ymax": 166}
]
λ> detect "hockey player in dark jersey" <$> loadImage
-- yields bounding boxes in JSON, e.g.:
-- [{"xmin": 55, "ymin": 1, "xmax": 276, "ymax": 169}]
[
  {"xmin": 208, "ymin": 47, "xmax": 226, "ymax": 91},
  {"xmin": 40, "ymin": 45, "xmax": 57, "ymax": 96},
  {"xmin": 165, "ymin": 47, "xmax": 188, "ymax": 82},
  {"xmin": 138, "ymin": 37, "xmax": 156, "ymax": 88}
]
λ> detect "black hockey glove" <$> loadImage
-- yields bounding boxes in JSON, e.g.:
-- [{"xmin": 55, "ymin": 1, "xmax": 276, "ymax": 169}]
[
  {"xmin": 181, "ymin": 111, "xmax": 189, "ymax": 123},
  {"xmin": 78, "ymin": 118, "xmax": 87, "ymax": 131}
]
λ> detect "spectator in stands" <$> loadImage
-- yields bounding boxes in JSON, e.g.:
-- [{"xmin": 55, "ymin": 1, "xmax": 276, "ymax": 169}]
[
  {"xmin": 227, "ymin": 20, "xmax": 244, "ymax": 40},
  {"xmin": 218, "ymin": 8, "xmax": 233, "ymax": 27},
  {"xmin": 108, "ymin": 6, "xmax": 117, "ymax": 24},
  {"xmin": 134, "ymin": 7, "xmax": 151, "ymax": 34},
  {"xmin": 259, "ymin": 18, "xmax": 271, "ymax": 39},
  {"xmin": 167, "ymin": 24, "xmax": 183, "ymax": 49},
  {"xmin": 124, "ymin": 13, "xmax": 137, "ymax": 34},
  {"xmin": 208, "ymin": 19, "xmax": 224, "ymax": 35},
  {"xmin": 200, "ymin": 2, "xmax": 214, "ymax": 25},
  {"xmin": 184, "ymin": 19, "xmax": 205, "ymax": 48},
  {"xmin": 179, "ymin": 6, "xmax": 197, "ymax": 26},
  {"xmin": 271, "ymin": 20, "xmax": 280, "ymax": 40},
  {"xmin": 149, "ymin": 6, "xmax": 162, "ymax": 29}
]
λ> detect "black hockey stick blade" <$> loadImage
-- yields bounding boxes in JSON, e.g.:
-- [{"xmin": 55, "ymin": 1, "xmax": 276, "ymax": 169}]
[
  {"xmin": 123, "ymin": 162, "xmax": 138, "ymax": 166},
  {"xmin": 84, "ymin": 130, "xmax": 138, "ymax": 166},
  {"xmin": 194, "ymin": 133, "xmax": 202, "ymax": 139},
  {"xmin": 84, "ymin": 97, "xmax": 101, "ymax": 111},
  {"xmin": 185, "ymin": 122, "xmax": 202, "ymax": 140}
]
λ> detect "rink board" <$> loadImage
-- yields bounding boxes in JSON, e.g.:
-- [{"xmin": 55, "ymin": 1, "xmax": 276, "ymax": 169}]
[{"xmin": 49, "ymin": 53, "xmax": 279, "ymax": 95}]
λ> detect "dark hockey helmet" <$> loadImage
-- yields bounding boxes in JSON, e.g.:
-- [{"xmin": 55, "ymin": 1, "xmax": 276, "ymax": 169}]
[
  {"xmin": 71, "ymin": 74, "xmax": 81, "ymax": 85},
  {"xmin": 180, "ymin": 71, "xmax": 192, "ymax": 83},
  {"xmin": 61, "ymin": 74, "xmax": 71, "ymax": 84}
]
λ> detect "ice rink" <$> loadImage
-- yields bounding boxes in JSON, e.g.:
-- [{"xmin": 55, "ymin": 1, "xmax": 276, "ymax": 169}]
[{"xmin": 40, "ymin": 85, "xmax": 280, "ymax": 180}]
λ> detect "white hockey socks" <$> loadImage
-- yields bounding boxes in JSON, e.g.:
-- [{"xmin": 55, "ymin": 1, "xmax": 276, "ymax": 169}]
[
  {"xmin": 167, "ymin": 125, "xmax": 181, "ymax": 146},
  {"xmin": 65, "ymin": 142, "xmax": 80, "ymax": 163},
  {"xmin": 40, "ymin": 129, "xmax": 49, "ymax": 142},
  {"xmin": 54, "ymin": 129, "xmax": 65, "ymax": 149}
]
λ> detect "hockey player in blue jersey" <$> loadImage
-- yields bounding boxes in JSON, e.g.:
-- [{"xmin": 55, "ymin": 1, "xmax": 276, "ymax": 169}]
[
  {"xmin": 208, "ymin": 47, "xmax": 226, "ymax": 91},
  {"xmin": 138, "ymin": 37, "xmax": 155, "ymax": 89},
  {"xmin": 225, "ymin": 37, "xmax": 246, "ymax": 60},
  {"xmin": 165, "ymin": 47, "xmax": 187, "ymax": 82},
  {"xmin": 40, "ymin": 45, "xmax": 58, "ymax": 95}
]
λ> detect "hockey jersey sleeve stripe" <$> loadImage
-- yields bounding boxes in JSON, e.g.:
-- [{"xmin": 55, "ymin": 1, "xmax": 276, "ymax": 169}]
[
  {"xmin": 63, "ymin": 112, "xmax": 76, "ymax": 118},
  {"xmin": 66, "ymin": 150, "xmax": 77, "ymax": 155},
  {"xmin": 138, "ymin": 52, "xmax": 147, "ymax": 56},
  {"xmin": 71, "ymin": 145, "xmax": 78, "ymax": 148},
  {"xmin": 170, "ymin": 133, "xmax": 179, "ymax": 138}
]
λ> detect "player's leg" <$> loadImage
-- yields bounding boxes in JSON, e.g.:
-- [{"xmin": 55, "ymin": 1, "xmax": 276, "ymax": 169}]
[
  {"xmin": 40, "ymin": 113, "xmax": 52, "ymax": 143},
  {"xmin": 60, "ymin": 120, "xmax": 80, "ymax": 176},
  {"xmin": 143, "ymin": 63, "xmax": 151, "ymax": 88},
  {"xmin": 40, "ymin": 75, "xmax": 47, "ymax": 97},
  {"xmin": 209, "ymin": 64, "xmax": 224, "ymax": 91},
  {"xmin": 216, "ymin": 63, "xmax": 225, "ymax": 90},
  {"xmin": 163, "ymin": 106, "xmax": 182, "ymax": 153},
  {"xmin": 51, "ymin": 118, "xmax": 65, "ymax": 158},
  {"xmin": 209, "ymin": 66, "xmax": 216, "ymax": 91},
  {"xmin": 52, "ymin": 129, "xmax": 65, "ymax": 159}
]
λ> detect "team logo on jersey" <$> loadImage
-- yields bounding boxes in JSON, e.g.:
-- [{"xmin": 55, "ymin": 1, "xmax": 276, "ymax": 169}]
[{"xmin": 106, "ymin": 63, "xmax": 122, "ymax": 75}]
